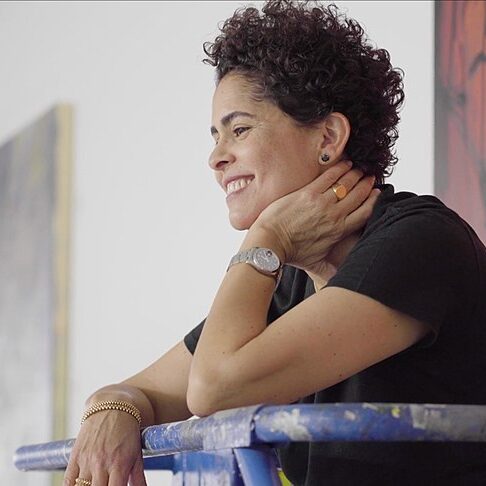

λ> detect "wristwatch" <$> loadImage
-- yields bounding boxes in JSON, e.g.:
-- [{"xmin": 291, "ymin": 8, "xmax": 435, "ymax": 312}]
[{"xmin": 227, "ymin": 247, "xmax": 283, "ymax": 285}]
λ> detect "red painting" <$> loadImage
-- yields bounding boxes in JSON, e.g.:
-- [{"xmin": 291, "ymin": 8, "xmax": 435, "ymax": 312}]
[{"xmin": 435, "ymin": 1, "xmax": 486, "ymax": 243}]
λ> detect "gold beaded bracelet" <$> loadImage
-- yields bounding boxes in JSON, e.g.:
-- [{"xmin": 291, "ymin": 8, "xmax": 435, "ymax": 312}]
[{"xmin": 81, "ymin": 400, "xmax": 142, "ymax": 426}]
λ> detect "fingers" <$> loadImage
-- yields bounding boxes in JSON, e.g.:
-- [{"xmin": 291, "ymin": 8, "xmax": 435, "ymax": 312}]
[
  {"xmin": 325, "ymin": 169, "xmax": 378, "ymax": 237},
  {"xmin": 71, "ymin": 462, "xmax": 134, "ymax": 486},
  {"xmin": 107, "ymin": 469, "xmax": 128, "ymax": 486},
  {"xmin": 63, "ymin": 461, "xmax": 80, "ymax": 486},
  {"xmin": 70, "ymin": 465, "xmax": 92, "ymax": 486},
  {"xmin": 92, "ymin": 470, "xmax": 109, "ymax": 486},
  {"xmin": 344, "ymin": 188, "xmax": 381, "ymax": 235},
  {"xmin": 64, "ymin": 466, "xmax": 131, "ymax": 486},
  {"xmin": 64, "ymin": 456, "xmax": 135, "ymax": 486},
  {"xmin": 329, "ymin": 168, "xmax": 367, "ymax": 200},
  {"xmin": 306, "ymin": 160, "xmax": 354, "ymax": 193},
  {"xmin": 128, "ymin": 458, "xmax": 148, "ymax": 486},
  {"xmin": 310, "ymin": 161, "xmax": 367, "ymax": 205},
  {"xmin": 333, "ymin": 174, "xmax": 375, "ymax": 212}
]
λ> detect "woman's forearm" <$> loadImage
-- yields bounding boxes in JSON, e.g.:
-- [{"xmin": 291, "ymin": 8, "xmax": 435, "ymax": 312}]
[
  {"xmin": 188, "ymin": 229, "xmax": 282, "ymax": 415},
  {"xmin": 193, "ymin": 229, "xmax": 280, "ymax": 358}
]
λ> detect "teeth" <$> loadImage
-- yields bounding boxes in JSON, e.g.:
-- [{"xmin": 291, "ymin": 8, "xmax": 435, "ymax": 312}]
[{"xmin": 226, "ymin": 177, "xmax": 253, "ymax": 195}]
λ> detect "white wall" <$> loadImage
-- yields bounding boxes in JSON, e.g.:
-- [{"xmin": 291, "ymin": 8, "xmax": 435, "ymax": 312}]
[{"xmin": 0, "ymin": 1, "xmax": 433, "ymax": 484}]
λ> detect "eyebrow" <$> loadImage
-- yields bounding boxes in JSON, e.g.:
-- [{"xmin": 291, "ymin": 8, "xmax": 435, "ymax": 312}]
[{"xmin": 210, "ymin": 111, "xmax": 256, "ymax": 136}]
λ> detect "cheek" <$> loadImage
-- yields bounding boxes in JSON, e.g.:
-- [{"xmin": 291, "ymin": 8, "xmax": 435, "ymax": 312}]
[
  {"xmin": 246, "ymin": 175, "xmax": 291, "ymax": 223},
  {"xmin": 242, "ymin": 134, "xmax": 318, "ymax": 204},
  {"xmin": 260, "ymin": 158, "xmax": 317, "ymax": 201}
]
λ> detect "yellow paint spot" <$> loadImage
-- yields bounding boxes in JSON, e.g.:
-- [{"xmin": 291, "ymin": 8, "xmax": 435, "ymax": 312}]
[
  {"xmin": 391, "ymin": 407, "xmax": 401, "ymax": 418},
  {"xmin": 278, "ymin": 469, "xmax": 293, "ymax": 485}
]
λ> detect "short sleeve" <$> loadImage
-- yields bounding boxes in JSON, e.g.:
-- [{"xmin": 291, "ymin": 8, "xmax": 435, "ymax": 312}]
[
  {"xmin": 184, "ymin": 318, "xmax": 205, "ymax": 355},
  {"xmin": 326, "ymin": 199, "xmax": 477, "ymax": 344}
]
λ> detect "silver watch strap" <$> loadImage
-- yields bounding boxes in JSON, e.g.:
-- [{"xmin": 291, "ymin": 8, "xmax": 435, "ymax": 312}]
[
  {"xmin": 228, "ymin": 248, "xmax": 254, "ymax": 269},
  {"xmin": 227, "ymin": 248, "xmax": 282, "ymax": 287}
]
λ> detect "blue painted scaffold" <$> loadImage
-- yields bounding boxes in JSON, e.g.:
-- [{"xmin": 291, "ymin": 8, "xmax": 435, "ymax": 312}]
[{"xmin": 14, "ymin": 403, "xmax": 486, "ymax": 485}]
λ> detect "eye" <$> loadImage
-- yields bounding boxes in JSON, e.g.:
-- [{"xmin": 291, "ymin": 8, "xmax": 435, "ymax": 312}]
[{"xmin": 233, "ymin": 126, "xmax": 249, "ymax": 137}]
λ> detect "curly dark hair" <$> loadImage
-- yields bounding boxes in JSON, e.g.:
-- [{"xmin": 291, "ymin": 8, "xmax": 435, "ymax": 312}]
[{"xmin": 203, "ymin": 0, "xmax": 405, "ymax": 182}]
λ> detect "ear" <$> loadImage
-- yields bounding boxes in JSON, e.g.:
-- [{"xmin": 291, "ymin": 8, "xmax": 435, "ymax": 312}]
[{"xmin": 318, "ymin": 112, "xmax": 350, "ymax": 163}]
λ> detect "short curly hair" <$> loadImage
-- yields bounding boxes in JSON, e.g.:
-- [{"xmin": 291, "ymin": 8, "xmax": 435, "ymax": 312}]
[{"xmin": 203, "ymin": 0, "xmax": 405, "ymax": 183}]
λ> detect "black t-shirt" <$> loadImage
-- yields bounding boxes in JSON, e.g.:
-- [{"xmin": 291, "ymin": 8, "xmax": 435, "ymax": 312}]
[{"xmin": 184, "ymin": 185, "xmax": 486, "ymax": 485}]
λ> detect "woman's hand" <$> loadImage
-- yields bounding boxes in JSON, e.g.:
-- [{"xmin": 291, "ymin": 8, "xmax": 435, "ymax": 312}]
[
  {"xmin": 63, "ymin": 410, "xmax": 147, "ymax": 486},
  {"xmin": 62, "ymin": 344, "xmax": 192, "ymax": 486},
  {"xmin": 250, "ymin": 160, "xmax": 380, "ymax": 271}
]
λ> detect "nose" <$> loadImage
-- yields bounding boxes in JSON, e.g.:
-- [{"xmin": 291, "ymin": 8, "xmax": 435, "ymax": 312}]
[{"xmin": 208, "ymin": 140, "xmax": 236, "ymax": 171}]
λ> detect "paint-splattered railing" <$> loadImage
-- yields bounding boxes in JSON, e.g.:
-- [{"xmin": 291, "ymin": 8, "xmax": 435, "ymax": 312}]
[{"xmin": 14, "ymin": 403, "xmax": 486, "ymax": 485}]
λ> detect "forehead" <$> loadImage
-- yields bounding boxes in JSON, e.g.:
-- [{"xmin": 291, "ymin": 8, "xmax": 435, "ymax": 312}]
[
  {"xmin": 211, "ymin": 74, "xmax": 277, "ymax": 124},
  {"xmin": 212, "ymin": 75, "xmax": 256, "ymax": 110}
]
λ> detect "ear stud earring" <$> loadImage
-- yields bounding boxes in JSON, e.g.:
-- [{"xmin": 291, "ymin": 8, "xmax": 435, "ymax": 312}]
[{"xmin": 319, "ymin": 153, "xmax": 331, "ymax": 165}]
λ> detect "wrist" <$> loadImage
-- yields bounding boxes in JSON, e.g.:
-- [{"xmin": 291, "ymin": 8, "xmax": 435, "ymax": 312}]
[
  {"xmin": 81, "ymin": 400, "xmax": 142, "ymax": 426},
  {"xmin": 242, "ymin": 224, "xmax": 288, "ymax": 263},
  {"xmin": 87, "ymin": 384, "xmax": 136, "ymax": 405},
  {"xmin": 86, "ymin": 384, "xmax": 155, "ymax": 426}
]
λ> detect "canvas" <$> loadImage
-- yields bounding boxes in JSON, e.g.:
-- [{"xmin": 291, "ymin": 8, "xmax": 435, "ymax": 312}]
[
  {"xmin": 0, "ymin": 105, "xmax": 72, "ymax": 486},
  {"xmin": 435, "ymin": 1, "xmax": 486, "ymax": 243}
]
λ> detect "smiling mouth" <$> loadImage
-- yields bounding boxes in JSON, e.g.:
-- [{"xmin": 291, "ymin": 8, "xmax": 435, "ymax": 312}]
[{"xmin": 226, "ymin": 177, "xmax": 254, "ymax": 196}]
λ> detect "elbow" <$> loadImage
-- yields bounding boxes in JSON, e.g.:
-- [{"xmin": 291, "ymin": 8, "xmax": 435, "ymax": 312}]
[
  {"xmin": 186, "ymin": 377, "xmax": 220, "ymax": 417},
  {"xmin": 186, "ymin": 380, "xmax": 215, "ymax": 417},
  {"xmin": 186, "ymin": 366, "xmax": 233, "ymax": 417}
]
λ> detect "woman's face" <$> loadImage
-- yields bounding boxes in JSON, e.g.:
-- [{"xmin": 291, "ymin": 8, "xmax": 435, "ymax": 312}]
[{"xmin": 209, "ymin": 73, "xmax": 324, "ymax": 230}]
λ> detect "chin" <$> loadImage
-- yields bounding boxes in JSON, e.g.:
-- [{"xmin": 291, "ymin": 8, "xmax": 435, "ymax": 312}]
[{"xmin": 228, "ymin": 211, "xmax": 257, "ymax": 231}]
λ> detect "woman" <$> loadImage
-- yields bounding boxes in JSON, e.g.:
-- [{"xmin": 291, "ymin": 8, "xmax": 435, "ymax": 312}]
[{"xmin": 64, "ymin": 1, "xmax": 486, "ymax": 485}]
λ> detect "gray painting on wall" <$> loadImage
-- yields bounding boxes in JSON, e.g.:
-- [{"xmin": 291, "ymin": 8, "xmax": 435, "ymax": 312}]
[{"xmin": 0, "ymin": 105, "xmax": 72, "ymax": 485}]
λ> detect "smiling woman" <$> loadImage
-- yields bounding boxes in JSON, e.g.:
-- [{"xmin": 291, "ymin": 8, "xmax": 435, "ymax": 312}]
[
  {"xmin": 209, "ymin": 74, "xmax": 337, "ymax": 230},
  {"xmin": 63, "ymin": 1, "xmax": 486, "ymax": 486}
]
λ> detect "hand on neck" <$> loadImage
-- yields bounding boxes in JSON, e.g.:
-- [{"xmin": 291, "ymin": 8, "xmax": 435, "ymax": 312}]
[{"xmin": 307, "ymin": 230, "xmax": 361, "ymax": 291}]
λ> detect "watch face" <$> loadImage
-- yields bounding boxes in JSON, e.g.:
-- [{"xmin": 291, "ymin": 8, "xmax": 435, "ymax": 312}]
[{"xmin": 253, "ymin": 248, "xmax": 280, "ymax": 273}]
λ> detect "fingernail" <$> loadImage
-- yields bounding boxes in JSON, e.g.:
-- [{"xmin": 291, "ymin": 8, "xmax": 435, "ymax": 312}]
[{"xmin": 345, "ymin": 160, "xmax": 353, "ymax": 167}]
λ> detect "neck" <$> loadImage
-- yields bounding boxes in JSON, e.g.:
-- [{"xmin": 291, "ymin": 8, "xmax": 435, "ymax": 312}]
[{"xmin": 307, "ymin": 231, "xmax": 361, "ymax": 290}]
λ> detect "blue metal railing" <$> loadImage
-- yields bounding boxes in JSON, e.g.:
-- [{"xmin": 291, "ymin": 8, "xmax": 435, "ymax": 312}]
[{"xmin": 14, "ymin": 403, "xmax": 486, "ymax": 485}]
